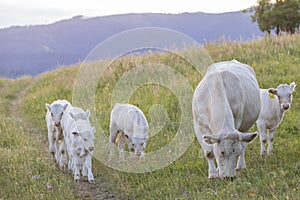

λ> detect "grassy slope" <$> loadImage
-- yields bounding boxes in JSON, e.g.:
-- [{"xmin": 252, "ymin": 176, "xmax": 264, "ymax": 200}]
[{"xmin": 1, "ymin": 34, "xmax": 300, "ymax": 199}]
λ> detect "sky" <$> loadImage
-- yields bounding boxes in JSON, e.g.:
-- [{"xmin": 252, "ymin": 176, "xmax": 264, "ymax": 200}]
[{"xmin": 0, "ymin": 0, "xmax": 258, "ymax": 28}]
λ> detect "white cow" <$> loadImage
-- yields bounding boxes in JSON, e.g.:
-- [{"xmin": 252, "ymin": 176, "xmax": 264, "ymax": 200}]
[
  {"xmin": 109, "ymin": 103, "xmax": 149, "ymax": 161},
  {"xmin": 61, "ymin": 106, "xmax": 95, "ymax": 183},
  {"xmin": 256, "ymin": 82, "xmax": 296, "ymax": 156},
  {"xmin": 192, "ymin": 60, "xmax": 260, "ymax": 179},
  {"xmin": 45, "ymin": 99, "xmax": 71, "ymax": 169}
]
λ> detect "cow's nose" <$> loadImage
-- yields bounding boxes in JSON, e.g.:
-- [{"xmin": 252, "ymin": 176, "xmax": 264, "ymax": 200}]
[
  {"xmin": 136, "ymin": 152, "xmax": 141, "ymax": 156},
  {"xmin": 54, "ymin": 122, "xmax": 61, "ymax": 126},
  {"xmin": 88, "ymin": 146, "xmax": 94, "ymax": 152},
  {"xmin": 282, "ymin": 104, "xmax": 290, "ymax": 110}
]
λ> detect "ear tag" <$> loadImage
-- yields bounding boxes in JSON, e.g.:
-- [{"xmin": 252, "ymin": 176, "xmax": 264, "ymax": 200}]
[{"xmin": 269, "ymin": 93, "xmax": 274, "ymax": 99}]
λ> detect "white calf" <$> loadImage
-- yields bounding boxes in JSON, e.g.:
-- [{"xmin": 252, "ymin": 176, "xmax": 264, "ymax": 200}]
[
  {"xmin": 256, "ymin": 82, "xmax": 296, "ymax": 156},
  {"xmin": 109, "ymin": 103, "xmax": 149, "ymax": 161},
  {"xmin": 45, "ymin": 99, "xmax": 71, "ymax": 169},
  {"xmin": 62, "ymin": 106, "xmax": 95, "ymax": 183},
  {"xmin": 193, "ymin": 60, "xmax": 260, "ymax": 179}
]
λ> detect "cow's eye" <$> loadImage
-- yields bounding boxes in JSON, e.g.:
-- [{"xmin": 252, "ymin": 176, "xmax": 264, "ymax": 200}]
[
  {"xmin": 221, "ymin": 151, "xmax": 225, "ymax": 156},
  {"xmin": 132, "ymin": 144, "xmax": 135, "ymax": 147},
  {"xmin": 51, "ymin": 113, "xmax": 53, "ymax": 117},
  {"xmin": 83, "ymin": 138, "xmax": 87, "ymax": 141},
  {"xmin": 232, "ymin": 149, "xmax": 235, "ymax": 153},
  {"xmin": 141, "ymin": 143, "xmax": 144, "ymax": 146}
]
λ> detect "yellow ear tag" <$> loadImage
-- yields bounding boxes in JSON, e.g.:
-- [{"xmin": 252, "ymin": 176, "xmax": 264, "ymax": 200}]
[{"xmin": 269, "ymin": 93, "xmax": 274, "ymax": 99}]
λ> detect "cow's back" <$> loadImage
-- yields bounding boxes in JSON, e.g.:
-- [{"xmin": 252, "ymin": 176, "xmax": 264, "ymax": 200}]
[
  {"xmin": 257, "ymin": 89, "xmax": 281, "ymax": 128},
  {"xmin": 213, "ymin": 60, "xmax": 261, "ymax": 132},
  {"xmin": 193, "ymin": 60, "xmax": 260, "ymax": 133},
  {"xmin": 111, "ymin": 103, "xmax": 148, "ymax": 135}
]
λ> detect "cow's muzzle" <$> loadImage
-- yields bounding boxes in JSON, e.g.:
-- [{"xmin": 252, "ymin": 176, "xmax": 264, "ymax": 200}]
[
  {"xmin": 136, "ymin": 152, "xmax": 141, "ymax": 156},
  {"xmin": 281, "ymin": 104, "xmax": 290, "ymax": 110}
]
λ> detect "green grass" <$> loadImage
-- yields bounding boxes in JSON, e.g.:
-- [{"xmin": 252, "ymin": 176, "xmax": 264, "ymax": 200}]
[
  {"xmin": 0, "ymin": 78, "xmax": 79, "ymax": 199},
  {"xmin": 1, "ymin": 33, "xmax": 300, "ymax": 199}
]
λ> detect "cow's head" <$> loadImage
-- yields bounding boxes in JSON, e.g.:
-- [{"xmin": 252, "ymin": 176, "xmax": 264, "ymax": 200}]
[
  {"xmin": 203, "ymin": 130, "xmax": 257, "ymax": 179},
  {"xmin": 71, "ymin": 131, "xmax": 84, "ymax": 156},
  {"xmin": 46, "ymin": 103, "xmax": 68, "ymax": 127},
  {"xmin": 125, "ymin": 133, "xmax": 148, "ymax": 158},
  {"xmin": 71, "ymin": 127, "xmax": 95, "ymax": 157},
  {"xmin": 268, "ymin": 82, "xmax": 296, "ymax": 111},
  {"xmin": 70, "ymin": 111, "xmax": 95, "ymax": 155}
]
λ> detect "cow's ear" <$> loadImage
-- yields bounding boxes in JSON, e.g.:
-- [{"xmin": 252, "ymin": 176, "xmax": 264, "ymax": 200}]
[
  {"xmin": 268, "ymin": 88, "xmax": 277, "ymax": 96},
  {"xmin": 46, "ymin": 103, "xmax": 51, "ymax": 110},
  {"xmin": 203, "ymin": 134, "xmax": 220, "ymax": 144},
  {"xmin": 240, "ymin": 132, "xmax": 258, "ymax": 143},
  {"xmin": 63, "ymin": 104, "xmax": 68, "ymax": 111},
  {"xmin": 124, "ymin": 134, "xmax": 131, "ymax": 141},
  {"xmin": 85, "ymin": 109, "xmax": 90, "ymax": 118},
  {"xmin": 290, "ymin": 82, "xmax": 296, "ymax": 92}
]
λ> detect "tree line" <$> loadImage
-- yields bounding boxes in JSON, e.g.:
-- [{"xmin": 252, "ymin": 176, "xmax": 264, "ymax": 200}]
[{"xmin": 247, "ymin": 0, "xmax": 300, "ymax": 34}]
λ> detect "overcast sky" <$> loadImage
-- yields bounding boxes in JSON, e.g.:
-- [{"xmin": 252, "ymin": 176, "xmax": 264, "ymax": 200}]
[{"xmin": 0, "ymin": 0, "xmax": 257, "ymax": 28}]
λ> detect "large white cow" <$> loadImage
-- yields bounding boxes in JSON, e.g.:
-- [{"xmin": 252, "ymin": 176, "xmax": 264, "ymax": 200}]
[
  {"xmin": 61, "ymin": 106, "xmax": 95, "ymax": 183},
  {"xmin": 109, "ymin": 103, "xmax": 149, "ymax": 161},
  {"xmin": 256, "ymin": 82, "xmax": 296, "ymax": 156},
  {"xmin": 192, "ymin": 60, "xmax": 260, "ymax": 179},
  {"xmin": 45, "ymin": 99, "xmax": 71, "ymax": 169}
]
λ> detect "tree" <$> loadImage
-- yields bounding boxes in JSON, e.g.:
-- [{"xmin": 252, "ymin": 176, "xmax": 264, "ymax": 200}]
[{"xmin": 248, "ymin": 0, "xmax": 300, "ymax": 35}]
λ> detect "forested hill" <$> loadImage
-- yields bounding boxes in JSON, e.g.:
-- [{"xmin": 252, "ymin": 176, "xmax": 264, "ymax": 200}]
[{"xmin": 0, "ymin": 12, "xmax": 263, "ymax": 78}]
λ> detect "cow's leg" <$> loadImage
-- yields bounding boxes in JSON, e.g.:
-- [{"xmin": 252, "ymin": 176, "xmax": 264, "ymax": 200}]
[
  {"xmin": 67, "ymin": 147, "xmax": 73, "ymax": 172},
  {"xmin": 54, "ymin": 141, "xmax": 60, "ymax": 165},
  {"xmin": 236, "ymin": 142, "xmax": 247, "ymax": 169},
  {"xmin": 109, "ymin": 123, "xmax": 119, "ymax": 160},
  {"xmin": 267, "ymin": 128, "xmax": 276, "ymax": 154},
  {"xmin": 73, "ymin": 154, "xmax": 82, "ymax": 182},
  {"xmin": 256, "ymin": 121, "xmax": 267, "ymax": 157},
  {"xmin": 48, "ymin": 127, "xmax": 56, "ymax": 160},
  {"xmin": 68, "ymin": 155, "xmax": 73, "ymax": 173},
  {"xmin": 206, "ymin": 151, "xmax": 218, "ymax": 179},
  {"xmin": 83, "ymin": 155, "xmax": 94, "ymax": 183},
  {"xmin": 118, "ymin": 135, "xmax": 126, "ymax": 161},
  {"xmin": 59, "ymin": 139, "xmax": 67, "ymax": 170},
  {"xmin": 193, "ymin": 119, "xmax": 217, "ymax": 178},
  {"xmin": 54, "ymin": 128, "xmax": 62, "ymax": 164}
]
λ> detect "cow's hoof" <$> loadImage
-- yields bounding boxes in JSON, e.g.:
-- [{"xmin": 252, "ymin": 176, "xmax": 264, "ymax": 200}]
[{"xmin": 208, "ymin": 173, "xmax": 219, "ymax": 179}]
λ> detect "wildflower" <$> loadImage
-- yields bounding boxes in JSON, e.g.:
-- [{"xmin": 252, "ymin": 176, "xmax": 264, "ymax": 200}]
[
  {"xmin": 46, "ymin": 184, "xmax": 52, "ymax": 190},
  {"xmin": 32, "ymin": 174, "xmax": 40, "ymax": 180}
]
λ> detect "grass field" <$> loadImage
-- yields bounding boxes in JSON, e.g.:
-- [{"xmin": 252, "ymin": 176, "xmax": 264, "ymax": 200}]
[{"xmin": 1, "ymin": 33, "xmax": 300, "ymax": 199}]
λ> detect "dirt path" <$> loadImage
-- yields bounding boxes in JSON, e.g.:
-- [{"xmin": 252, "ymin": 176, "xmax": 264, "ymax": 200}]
[{"xmin": 9, "ymin": 80, "xmax": 120, "ymax": 200}]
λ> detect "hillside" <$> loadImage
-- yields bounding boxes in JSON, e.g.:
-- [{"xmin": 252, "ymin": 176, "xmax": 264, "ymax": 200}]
[
  {"xmin": 0, "ymin": 34, "xmax": 299, "ymax": 199},
  {"xmin": 0, "ymin": 12, "xmax": 263, "ymax": 78}
]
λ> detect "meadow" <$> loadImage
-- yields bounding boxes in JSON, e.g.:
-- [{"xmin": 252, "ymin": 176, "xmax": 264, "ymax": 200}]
[{"xmin": 0, "ymin": 33, "xmax": 299, "ymax": 199}]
